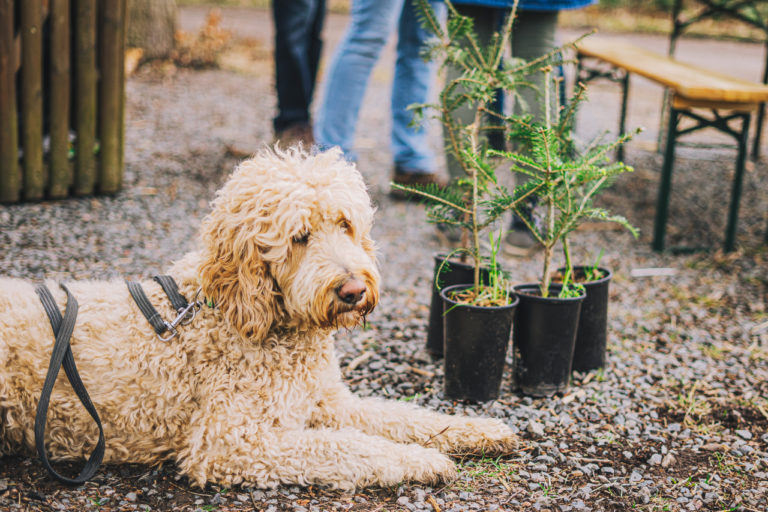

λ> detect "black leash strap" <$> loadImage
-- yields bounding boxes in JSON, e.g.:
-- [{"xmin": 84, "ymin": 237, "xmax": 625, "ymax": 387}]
[
  {"xmin": 154, "ymin": 275, "xmax": 189, "ymax": 313},
  {"xmin": 125, "ymin": 280, "xmax": 168, "ymax": 337},
  {"xmin": 126, "ymin": 277, "xmax": 201, "ymax": 342},
  {"xmin": 34, "ymin": 284, "xmax": 105, "ymax": 486}
]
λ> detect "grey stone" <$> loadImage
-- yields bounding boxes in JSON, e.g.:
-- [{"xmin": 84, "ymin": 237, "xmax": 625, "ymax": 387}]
[
  {"xmin": 126, "ymin": 492, "xmax": 138, "ymax": 503},
  {"xmin": 735, "ymin": 430, "xmax": 753, "ymax": 440},
  {"xmin": 528, "ymin": 421, "xmax": 545, "ymax": 438},
  {"xmin": 637, "ymin": 486, "xmax": 652, "ymax": 504}
]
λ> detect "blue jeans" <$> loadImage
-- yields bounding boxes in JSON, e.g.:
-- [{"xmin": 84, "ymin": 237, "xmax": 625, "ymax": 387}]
[
  {"xmin": 272, "ymin": 0, "xmax": 326, "ymax": 132},
  {"xmin": 315, "ymin": 0, "xmax": 445, "ymax": 173}
]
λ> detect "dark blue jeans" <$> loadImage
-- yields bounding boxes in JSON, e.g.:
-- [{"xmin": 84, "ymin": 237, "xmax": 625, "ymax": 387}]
[{"xmin": 272, "ymin": 0, "xmax": 326, "ymax": 132}]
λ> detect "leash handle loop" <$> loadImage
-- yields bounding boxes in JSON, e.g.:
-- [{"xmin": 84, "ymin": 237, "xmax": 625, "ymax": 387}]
[{"xmin": 34, "ymin": 284, "xmax": 106, "ymax": 486}]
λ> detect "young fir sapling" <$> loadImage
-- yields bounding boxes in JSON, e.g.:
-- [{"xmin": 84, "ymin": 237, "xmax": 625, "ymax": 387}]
[
  {"xmin": 495, "ymin": 74, "xmax": 640, "ymax": 297},
  {"xmin": 394, "ymin": 0, "xmax": 562, "ymax": 305},
  {"xmin": 396, "ymin": 0, "xmax": 639, "ymax": 301}
]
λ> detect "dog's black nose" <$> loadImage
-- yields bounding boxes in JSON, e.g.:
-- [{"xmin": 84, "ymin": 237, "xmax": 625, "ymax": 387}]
[{"xmin": 337, "ymin": 278, "xmax": 366, "ymax": 305}]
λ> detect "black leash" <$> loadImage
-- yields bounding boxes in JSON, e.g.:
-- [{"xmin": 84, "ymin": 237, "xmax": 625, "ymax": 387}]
[
  {"xmin": 126, "ymin": 275, "xmax": 201, "ymax": 342},
  {"xmin": 32, "ymin": 275, "xmax": 197, "ymax": 485},
  {"xmin": 34, "ymin": 284, "xmax": 105, "ymax": 486}
]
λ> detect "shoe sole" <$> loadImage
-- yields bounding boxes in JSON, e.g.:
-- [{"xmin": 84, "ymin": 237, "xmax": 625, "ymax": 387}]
[{"xmin": 503, "ymin": 243, "xmax": 540, "ymax": 258}]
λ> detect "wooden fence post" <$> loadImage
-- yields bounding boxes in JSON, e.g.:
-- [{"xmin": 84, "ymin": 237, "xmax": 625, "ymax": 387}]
[
  {"xmin": 99, "ymin": 0, "xmax": 126, "ymax": 194},
  {"xmin": 49, "ymin": 0, "xmax": 72, "ymax": 198},
  {"xmin": 74, "ymin": 0, "xmax": 97, "ymax": 196},
  {"xmin": 0, "ymin": 0, "xmax": 19, "ymax": 202},
  {"xmin": 20, "ymin": 0, "xmax": 44, "ymax": 200}
]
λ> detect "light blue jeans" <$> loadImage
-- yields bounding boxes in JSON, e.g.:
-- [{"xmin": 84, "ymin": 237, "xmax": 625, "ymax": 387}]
[{"xmin": 315, "ymin": 0, "xmax": 446, "ymax": 173}]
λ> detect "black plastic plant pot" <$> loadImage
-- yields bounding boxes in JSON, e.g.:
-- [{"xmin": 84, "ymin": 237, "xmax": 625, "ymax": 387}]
[
  {"xmin": 440, "ymin": 284, "xmax": 519, "ymax": 402},
  {"xmin": 557, "ymin": 266, "xmax": 613, "ymax": 372},
  {"xmin": 426, "ymin": 254, "xmax": 491, "ymax": 358},
  {"xmin": 512, "ymin": 284, "xmax": 585, "ymax": 397}
]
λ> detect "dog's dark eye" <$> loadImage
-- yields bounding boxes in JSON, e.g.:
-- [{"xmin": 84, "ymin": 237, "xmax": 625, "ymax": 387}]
[
  {"xmin": 293, "ymin": 231, "xmax": 310, "ymax": 244},
  {"xmin": 339, "ymin": 219, "xmax": 351, "ymax": 233}
]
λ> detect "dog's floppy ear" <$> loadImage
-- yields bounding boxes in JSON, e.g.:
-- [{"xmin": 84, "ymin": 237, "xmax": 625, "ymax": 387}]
[{"xmin": 197, "ymin": 206, "xmax": 283, "ymax": 343}]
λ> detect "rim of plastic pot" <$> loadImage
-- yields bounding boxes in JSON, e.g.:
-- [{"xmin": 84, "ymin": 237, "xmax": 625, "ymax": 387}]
[
  {"xmin": 513, "ymin": 283, "xmax": 586, "ymax": 303},
  {"xmin": 433, "ymin": 253, "xmax": 475, "ymax": 271},
  {"xmin": 440, "ymin": 283, "xmax": 520, "ymax": 311},
  {"xmin": 555, "ymin": 266, "xmax": 613, "ymax": 286}
]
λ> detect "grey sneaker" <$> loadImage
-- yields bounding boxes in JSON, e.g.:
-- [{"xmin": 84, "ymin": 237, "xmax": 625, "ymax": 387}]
[
  {"xmin": 434, "ymin": 222, "xmax": 463, "ymax": 244},
  {"xmin": 504, "ymin": 226, "xmax": 539, "ymax": 257}
]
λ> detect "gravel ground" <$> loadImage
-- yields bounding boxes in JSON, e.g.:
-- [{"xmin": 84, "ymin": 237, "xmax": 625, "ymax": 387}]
[{"xmin": 1, "ymin": 7, "xmax": 768, "ymax": 512}]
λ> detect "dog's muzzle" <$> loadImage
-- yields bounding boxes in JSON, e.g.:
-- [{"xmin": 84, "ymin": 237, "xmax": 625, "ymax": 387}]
[{"xmin": 336, "ymin": 278, "xmax": 366, "ymax": 306}]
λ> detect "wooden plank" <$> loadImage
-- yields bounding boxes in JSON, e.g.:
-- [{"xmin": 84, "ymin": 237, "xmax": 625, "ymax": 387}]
[
  {"xmin": 98, "ymin": 0, "xmax": 125, "ymax": 194},
  {"xmin": 577, "ymin": 36, "xmax": 768, "ymax": 103},
  {"xmin": 672, "ymin": 95, "xmax": 759, "ymax": 112},
  {"xmin": 20, "ymin": 0, "xmax": 45, "ymax": 200},
  {"xmin": 0, "ymin": 0, "xmax": 19, "ymax": 202},
  {"xmin": 49, "ymin": 0, "xmax": 71, "ymax": 198},
  {"xmin": 74, "ymin": 0, "xmax": 97, "ymax": 196}
]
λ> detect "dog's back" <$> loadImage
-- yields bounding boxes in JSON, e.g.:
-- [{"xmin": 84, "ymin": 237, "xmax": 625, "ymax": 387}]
[{"xmin": 0, "ymin": 277, "xmax": 194, "ymax": 463}]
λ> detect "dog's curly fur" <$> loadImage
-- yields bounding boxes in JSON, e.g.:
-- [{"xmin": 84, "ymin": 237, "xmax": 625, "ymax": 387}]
[{"xmin": 0, "ymin": 147, "xmax": 516, "ymax": 490}]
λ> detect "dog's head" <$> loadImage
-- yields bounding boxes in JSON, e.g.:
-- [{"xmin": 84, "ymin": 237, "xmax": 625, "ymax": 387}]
[{"xmin": 198, "ymin": 147, "xmax": 380, "ymax": 342}]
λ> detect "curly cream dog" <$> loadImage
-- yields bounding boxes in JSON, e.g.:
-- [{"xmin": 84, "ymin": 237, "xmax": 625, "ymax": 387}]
[{"xmin": 0, "ymin": 147, "xmax": 516, "ymax": 489}]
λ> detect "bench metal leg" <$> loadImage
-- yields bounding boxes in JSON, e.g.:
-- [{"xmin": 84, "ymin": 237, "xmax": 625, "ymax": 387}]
[
  {"xmin": 753, "ymin": 101, "xmax": 764, "ymax": 161},
  {"xmin": 653, "ymin": 107, "xmax": 680, "ymax": 252},
  {"xmin": 725, "ymin": 112, "xmax": 751, "ymax": 252},
  {"xmin": 618, "ymin": 72, "xmax": 630, "ymax": 162}
]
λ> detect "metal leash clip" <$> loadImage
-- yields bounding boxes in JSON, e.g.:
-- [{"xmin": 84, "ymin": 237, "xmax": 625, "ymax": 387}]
[
  {"xmin": 179, "ymin": 287, "xmax": 202, "ymax": 326},
  {"xmin": 158, "ymin": 288, "xmax": 202, "ymax": 341}
]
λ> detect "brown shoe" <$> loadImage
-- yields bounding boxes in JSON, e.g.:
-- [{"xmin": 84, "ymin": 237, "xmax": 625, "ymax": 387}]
[
  {"xmin": 274, "ymin": 122, "xmax": 314, "ymax": 148},
  {"xmin": 390, "ymin": 165, "xmax": 447, "ymax": 200}
]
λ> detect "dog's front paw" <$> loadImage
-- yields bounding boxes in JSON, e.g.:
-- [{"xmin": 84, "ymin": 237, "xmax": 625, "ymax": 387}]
[
  {"xmin": 468, "ymin": 417, "xmax": 519, "ymax": 455},
  {"xmin": 401, "ymin": 446, "xmax": 458, "ymax": 485},
  {"xmin": 428, "ymin": 417, "xmax": 518, "ymax": 455}
]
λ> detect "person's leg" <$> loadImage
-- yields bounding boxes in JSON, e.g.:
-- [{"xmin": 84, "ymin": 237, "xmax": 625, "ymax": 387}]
[
  {"xmin": 315, "ymin": 0, "xmax": 405, "ymax": 161},
  {"xmin": 306, "ymin": 0, "xmax": 327, "ymax": 107},
  {"xmin": 272, "ymin": 0, "xmax": 327, "ymax": 139},
  {"xmin": 442, "ymin": 5, "xmax": 500, "ymax": 182},
  {"xmin": 390, "ymin": 0, "xmax": 445, "ymax": 174},
  {"xmin": 505, "ymin": 10, "xmax": 559, "ymax": 254},
  {"xmin": 511, "ymin": 10, "xmax": 559, "ymax": 123}
]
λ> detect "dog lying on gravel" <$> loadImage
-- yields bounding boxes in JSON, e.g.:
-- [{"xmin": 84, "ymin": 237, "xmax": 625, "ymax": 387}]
[{"xmin": 0, "ymin": 147, "xmax": 516, "ymax": 489}]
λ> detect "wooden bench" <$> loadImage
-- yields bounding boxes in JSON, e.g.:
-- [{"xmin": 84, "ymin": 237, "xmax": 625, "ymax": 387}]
[{"xmin": 575, "ymin": 34, "xmax": 768, "ymax": 252}]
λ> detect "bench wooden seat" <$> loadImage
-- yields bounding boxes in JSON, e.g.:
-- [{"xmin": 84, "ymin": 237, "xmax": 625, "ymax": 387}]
[
  {"xmin": 575, "ymin": 34, "xmax": 767, "ymax": 252},
  {"xmin": 577, "ymin": 36, "xmax": 768, "ymax": 106}
]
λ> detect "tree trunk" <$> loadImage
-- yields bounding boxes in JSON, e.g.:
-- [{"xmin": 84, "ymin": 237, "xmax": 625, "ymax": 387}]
[{"xmin": 126, "ymin": 0, "xmax": 176, "ymax": 60}]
